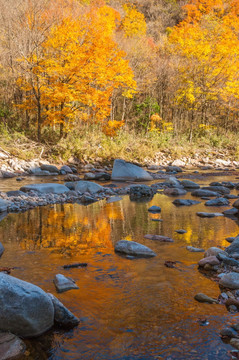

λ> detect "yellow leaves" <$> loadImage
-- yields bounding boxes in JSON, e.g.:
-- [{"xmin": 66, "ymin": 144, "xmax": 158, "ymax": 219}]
[
  {"xmin": 102, "ymin": 120, "xmax": 124, "ymax": 137},
  {"xmin": 16, "ymin": 0, "xmax": 137, "ymax": 129},
  {"xmin": 168, "ymin": 0, "xmax": 239, "ymax": 112},
  {"xmin": 121, "ymin": 4, "xmax": 147, "ymax": 38}
]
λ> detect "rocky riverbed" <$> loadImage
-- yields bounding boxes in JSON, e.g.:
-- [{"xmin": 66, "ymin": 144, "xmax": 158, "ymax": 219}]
[{"xmin": 1, "ymin": 158, "xmax": 239, "ymax": 359}]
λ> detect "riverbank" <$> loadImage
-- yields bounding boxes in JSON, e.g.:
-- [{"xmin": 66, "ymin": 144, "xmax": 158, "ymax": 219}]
[{"xmin": 0, "ymin": 125, "xmax": 239, "ymax": 172}]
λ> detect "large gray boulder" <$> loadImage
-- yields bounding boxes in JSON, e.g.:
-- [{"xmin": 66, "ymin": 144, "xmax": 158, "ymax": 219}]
[
  {"xmin": 20, "ymin": 183, "xmax": 69, "ymax": 194},
  {"xmin": 65, "ymin": 181, "xmax": 103, "ymax": 194},
  {"xmin": 47, "ymin": 293, "xmax": 79, "ymax": 328},
  {"xmin": 219, "ymin": 272, "xmax": 239, "ymax": 289},
  {"xmin": 111, "ymin": 159, "xmax": 153, "ymax": 181},
  {"xmin": 115, "ymin": 240, "xmax": 156, "ymax": 258},
  {"xmin": 0, "ymin": 273, "xmax": 54, "ymax": 337}
]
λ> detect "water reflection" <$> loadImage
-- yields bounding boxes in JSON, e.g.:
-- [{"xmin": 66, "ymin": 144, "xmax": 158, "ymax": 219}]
[{"xmin": 0, "ymin": 189, "xmax": 238, "ymax": 359}]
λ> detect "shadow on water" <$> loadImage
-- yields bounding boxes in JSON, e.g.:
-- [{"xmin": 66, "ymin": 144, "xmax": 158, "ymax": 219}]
[{"xmin": 0, "ymin": 174, "xmax": 238, "ymax": 359}]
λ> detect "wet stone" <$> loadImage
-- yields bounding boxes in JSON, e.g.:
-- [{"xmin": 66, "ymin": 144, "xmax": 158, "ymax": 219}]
[
  {"xmin": 198, "ymin": 256, "xmax": 220, "ymax": 266},
  {"xmin": 115, "ymin": 240, "xmax": 156, "ymax": 258},
  {"xmin": 186, "ymin": 246, "xmax": 204, "ymax": 252},
  {"xmin": 194, "ymin": 293, "xmax": 218, "ymax": 304},
  {"xmin": 53, "ymin": 274, "xmax": 79, "ymax": 293},
  {"xmin": 144, "ymin": 234, "xmax": 173, "ymax": 242},
  {"xmin": 172, "ymin": 199, "xmax": 201, "ymax": 206},
  {"xmin": 148, "ymin": 206, "xmax": 161, "ymax": 213},
  {"xmin": 0, "ymin": 332, "xmax": 26, "ymax": 360},
  {"xmin": 196, "ymin": 212, "xmax": 223, "ymax": 218},
  {"xmin": 175, "ymin": 229, "xmax": 187, "ymax": 234},
  {"xmin": 47, "ymin": 293, "xmax": 79, "ymax": 329}
]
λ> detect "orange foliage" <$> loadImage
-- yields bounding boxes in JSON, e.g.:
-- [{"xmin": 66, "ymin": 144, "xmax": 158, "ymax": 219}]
[{"xmin": 16, "ymin": 0, "xmax": 136, "ymax": 130}]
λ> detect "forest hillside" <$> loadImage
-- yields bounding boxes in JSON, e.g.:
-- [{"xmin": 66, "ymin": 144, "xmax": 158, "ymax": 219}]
[{"xmin": 0, "ymin": 0, "xmax": 238, "ymax": 164}]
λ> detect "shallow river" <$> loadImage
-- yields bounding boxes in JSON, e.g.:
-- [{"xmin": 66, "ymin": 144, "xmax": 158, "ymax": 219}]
[{"xmin": 0, "ymin": 173, "xmax": 239, "ymax": 359}]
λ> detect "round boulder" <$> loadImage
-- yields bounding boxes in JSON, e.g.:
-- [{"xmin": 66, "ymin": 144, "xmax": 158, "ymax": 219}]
[
  {"xmin": 0, "ymin": 273, "xmax": 54, "ymax": 338},
  {"xmin": 115, "ymin": 240, "xmax": 156, "ymax": 258},
  {"xmin": 219, "ymin": 272, "xmax": 239, "ymax": 289}
]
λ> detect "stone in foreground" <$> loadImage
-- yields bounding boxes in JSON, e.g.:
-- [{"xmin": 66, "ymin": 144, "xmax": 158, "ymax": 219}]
[
  {"xmin": 53, "ymin": 274, "xmax": 79, "ymax": 293},
  {"xmin": 115, "ymin": 240, "xmax": 156, "ymax": 258},
  {"xmin": 20, "ymin": 183, "xmax": 69, "ymax": 194},
  {"xmin": 0, "ymin": 332, "xmax": 26, "ymax": 360},
  {"xmin": 111, "ymin": 159, "xmax": 153, "ymax": 181},
  {"xmin": 219, "ymin": 272, "xmax": 239, "ymax": 289},
  {"xmin": 0, "ymin": 273, "xmax": 54, "ymax": 337},
  {"xmin": 47, "ymin": 293, "xmax": 79, "ymax": 328}
]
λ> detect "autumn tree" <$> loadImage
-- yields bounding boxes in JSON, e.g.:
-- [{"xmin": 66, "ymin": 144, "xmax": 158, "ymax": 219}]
[
  {"xmin": 168, "ymin": 0, "xmax": 239, "ymax": 136},
  {"xmin": 16, "ymin": 1, "xmax": 136, "ymax": 139}
]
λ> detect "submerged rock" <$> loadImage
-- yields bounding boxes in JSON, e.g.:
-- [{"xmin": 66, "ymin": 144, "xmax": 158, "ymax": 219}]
[
  {"xmin": 201, "ymin": 186, "xmax": 230, "ymax": 195},
  {"xmin": 0, "ymin": 332, "xmax": 26, "ymax": 360},
  {"xmin": 176, "ymin": 229, "xmax": 187, "ymax": 234},
  {"xmin": 196, "ymin": 212, "xmax": 223, "ymax": 218},
  {"xmin": 205, "ymin": 197, "xmax": 229, "ymax": 206},
  {"xmin": 164, "ymin": 188, "xmax": 187, "ymax": 196},
  {"xmin": 53, "ymin": 274, "xmax": 79, "ymax": 293},
  {"xmin": 115, "ymin": 240, "xmax": 156, "ymax": 258},
  {"xmin": 191, "ymin": 189, "xmax": 219, "ymax": 197},
  {"xmin": 20, "ymin": 183, "xmax": 69, "ymax": 194},
  {"xmin": 65, "ymin": 181, "xmax": 103, "ymax": 194},
  {"xmin": 186, "ymin": 246, "xmax": 204, "ymax": 252},
  {"xmin": 47, "ymin": 293, "xmax": 79, "ymax": 329},
  {"xmin": 223, "ymin": 208, "xmax": 238, "ymax": 216},
  {"xmin": 194, "ymin": 293, "xmax": 218, "ymax": 304},
  {"xmin": 172, "ymin": 199, "xmax": 201, "ymax": 206},
  {"xmin": 148, "ymin": 205, "xmax": 161, "ymax": 213},
  {"xmin": 0, "ymin": 273, "xmax": 54, "ymax": 337},
  {"xmin": 106, "ymin": 196, "xmax": 122, "ymax": 204},
  {"xmin": 181, "ymin": 180, "xmax": 200, "ymax": 189},
  {"xmin": 129, "ymin": 184, "xmax": 154, "ymax": 200},
  {"xmin": 144, "ymin": 234, "xmax": 173, "ymax": 242},
  {"xmin": 111, "ymin": 159, "xmax": 153, "ymax": 181}
]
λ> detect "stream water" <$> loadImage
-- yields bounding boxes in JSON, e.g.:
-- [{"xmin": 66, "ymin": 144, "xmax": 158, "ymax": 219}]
[{"xmin": 0, "ymin": 173, "xmax": 239, "ymax": 359}]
